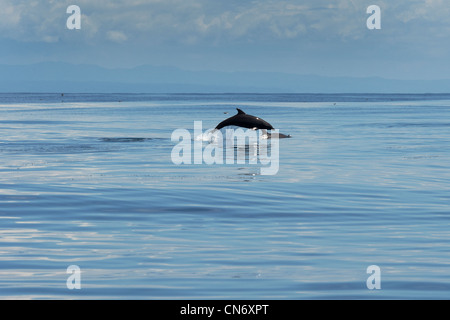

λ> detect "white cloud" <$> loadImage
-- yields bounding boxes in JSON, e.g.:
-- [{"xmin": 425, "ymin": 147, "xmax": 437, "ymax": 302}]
[
  {"xmin": 107, "ymin": 30, "xmax": 128, "ymax": 43},
  {"xmin": 0, "ymin": 2, "xmax": 22, "ymax": 29},
  {"xmin": 395, "ymin": 0, "xmax": 450, "ymax": 25}
]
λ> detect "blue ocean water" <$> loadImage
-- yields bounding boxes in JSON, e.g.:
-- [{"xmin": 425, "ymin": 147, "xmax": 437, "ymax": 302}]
[{"xmin": 0, "ymin": 93, "xmax": 449, "ymax": 299}]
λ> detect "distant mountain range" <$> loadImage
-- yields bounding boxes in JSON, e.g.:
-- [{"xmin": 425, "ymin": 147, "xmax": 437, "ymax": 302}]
[{"xmin": 1, "ymin": 62, "xmax": 449, "ymax": 93}]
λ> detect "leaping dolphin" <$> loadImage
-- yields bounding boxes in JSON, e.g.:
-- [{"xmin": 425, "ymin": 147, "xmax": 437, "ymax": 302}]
[
  {"xmin": 214, "ymin": 108, "xmax": 291, "ymax": 138},
  {"xmin": 215, "ymin": 108, "xmax": 275, "ymax": 130}
]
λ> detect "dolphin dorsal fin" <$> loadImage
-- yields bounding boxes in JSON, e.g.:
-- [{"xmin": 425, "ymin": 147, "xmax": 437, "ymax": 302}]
[{"xmin": 236, "ymin": 108, "xmax": 245, "ymax": 115}]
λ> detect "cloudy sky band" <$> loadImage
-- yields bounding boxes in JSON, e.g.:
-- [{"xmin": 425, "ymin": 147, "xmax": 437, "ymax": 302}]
[{"xmin": 0, "ymin": 0, "xmax": 449, "ymax": 80}]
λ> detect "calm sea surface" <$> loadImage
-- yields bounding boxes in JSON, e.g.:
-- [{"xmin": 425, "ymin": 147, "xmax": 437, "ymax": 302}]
[{"xmin": 0, "ymin": 93, "xmax": 449, "ymax": 299}]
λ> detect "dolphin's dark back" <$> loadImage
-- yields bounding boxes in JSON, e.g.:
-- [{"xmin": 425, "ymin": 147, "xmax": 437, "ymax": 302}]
[{"xmin": 215, "ymin": 108, "xmax": 274, "ymax": 130}]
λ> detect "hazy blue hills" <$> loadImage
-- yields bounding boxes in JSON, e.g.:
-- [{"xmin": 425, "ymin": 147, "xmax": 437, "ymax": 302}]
[{"xmin": 1, "ymin": 62, "xmax": 449, "ymax": 93}]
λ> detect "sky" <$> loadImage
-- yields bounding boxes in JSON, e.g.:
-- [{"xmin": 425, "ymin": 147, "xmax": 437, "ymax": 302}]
[{"xmin": 0, "ymin": 0, "xmax": 450, "ymax": 80}]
